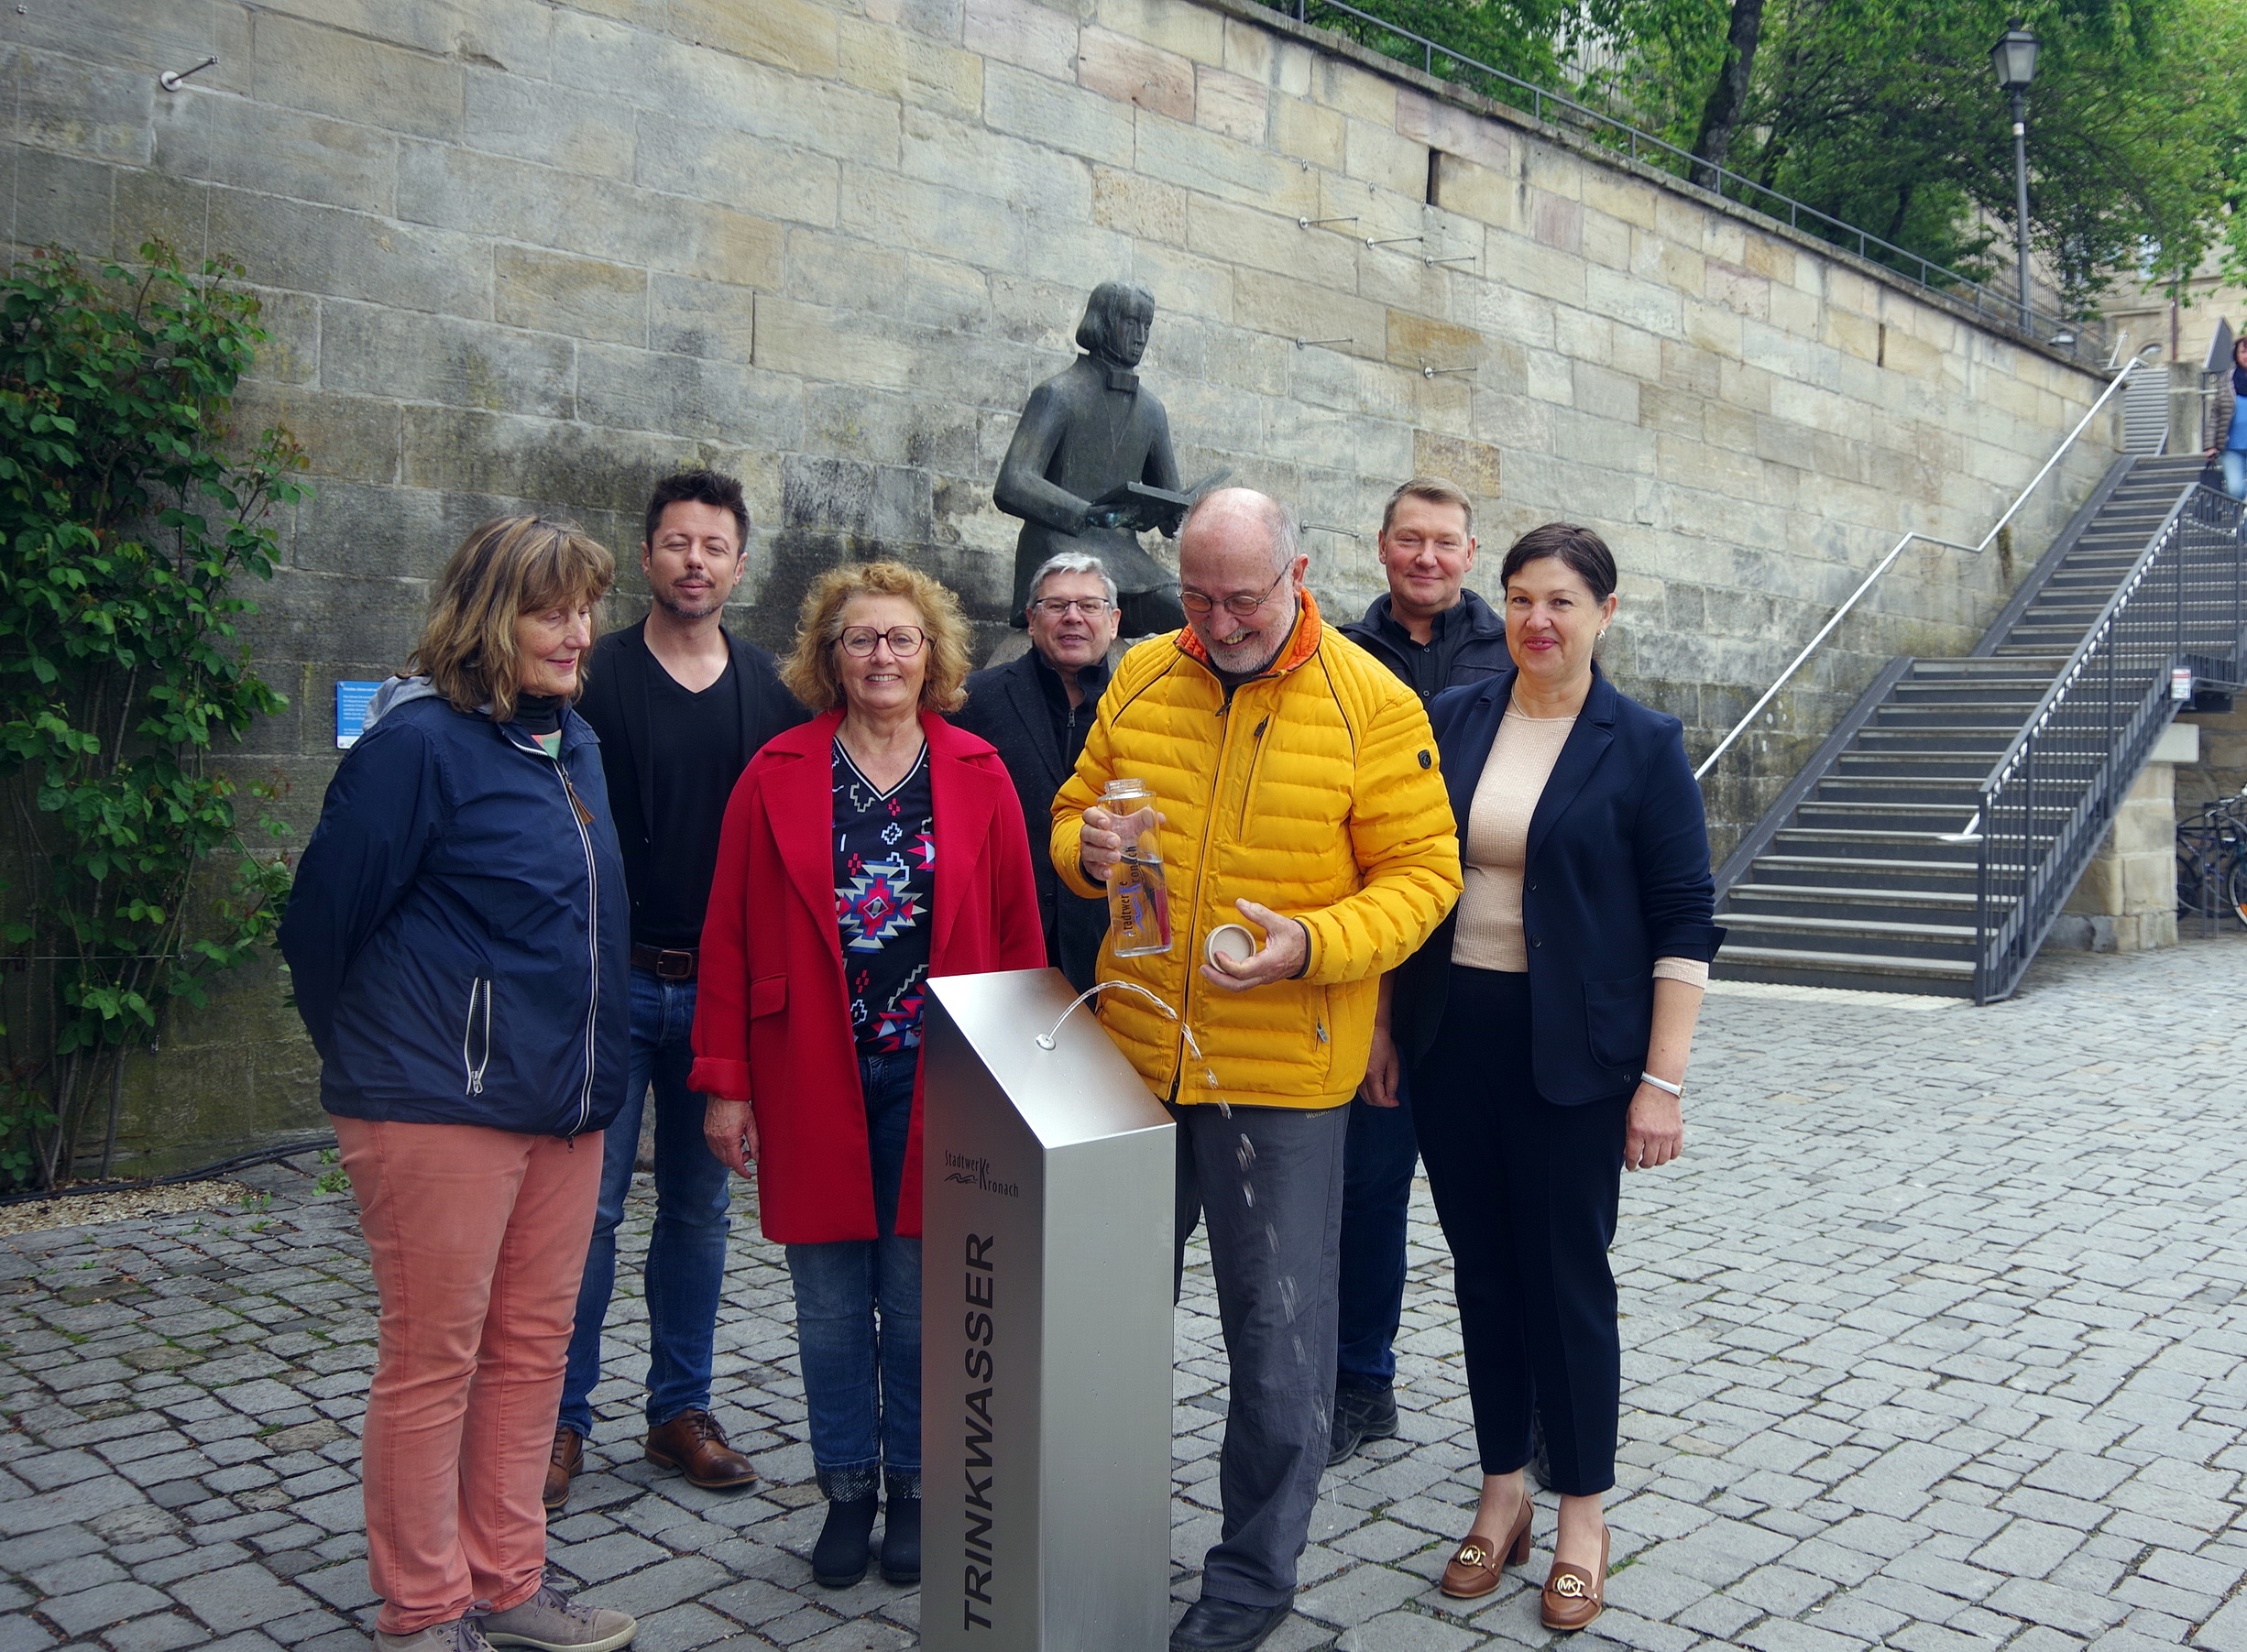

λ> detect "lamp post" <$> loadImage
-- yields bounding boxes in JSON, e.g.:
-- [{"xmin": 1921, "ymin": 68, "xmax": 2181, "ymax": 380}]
[{"xmin": 1990, "ymin": 23, "xmax": 2040, "ymax": 333}]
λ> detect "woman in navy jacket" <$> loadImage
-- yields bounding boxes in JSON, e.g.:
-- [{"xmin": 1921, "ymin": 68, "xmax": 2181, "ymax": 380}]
[
  {"xmin": 1389, "ymin": 523, "xmax": 1721, "ymax": 1633},
  {"xmin": 280, "ymin": 518, "xmax": 635, "ymax": 1652}
]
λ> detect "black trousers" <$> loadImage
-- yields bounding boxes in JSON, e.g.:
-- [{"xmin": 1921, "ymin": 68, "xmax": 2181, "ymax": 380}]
[{"xmin": 1408, "ymin": 967, "xmax": 1628, "ymax": 1495}]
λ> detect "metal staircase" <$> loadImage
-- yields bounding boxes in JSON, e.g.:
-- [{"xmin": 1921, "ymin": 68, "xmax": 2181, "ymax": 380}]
[{"xmin": 1713, "ymin": 454, "xmax": 2246, "ymax": 1000}]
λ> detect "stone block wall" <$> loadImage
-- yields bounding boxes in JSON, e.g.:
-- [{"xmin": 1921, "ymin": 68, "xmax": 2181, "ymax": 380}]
[
  {"xmin": 2053, "ymin": 760, "xmax": 2180, "ymax": 955},
  {"xmin": 0, "ymin": 0, "xmax": 2119, "ymax": 1165}
]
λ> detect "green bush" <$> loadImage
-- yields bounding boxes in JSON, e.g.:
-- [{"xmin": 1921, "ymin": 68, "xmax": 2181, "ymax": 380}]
[{"xmin": 0, "ymin": 241, "xmax": 308, "ymax": 1190}]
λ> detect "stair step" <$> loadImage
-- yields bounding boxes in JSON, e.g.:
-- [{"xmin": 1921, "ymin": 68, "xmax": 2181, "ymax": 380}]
[
  {"xmin": 1726, "ymin": 883, "xmax": 1987, "ymax": 914},
  {"xmin": 1771, "ymin": 827, "xmax": 1982, "ymax": 856},
  {"xmin": 1814, "ymin": 784, "xmax": 1988, "ymax": 806},
  {"xmin": 1715, "ymin": 911, "xmax": 1977, "ymax": 960},
  {"xmin": 1741, "ymin": 854, "xmax": 1980, "ymax": 888},
  {"xmin": 1712, "ymin": 946, "xmax": 1978, "ymax": 994}
]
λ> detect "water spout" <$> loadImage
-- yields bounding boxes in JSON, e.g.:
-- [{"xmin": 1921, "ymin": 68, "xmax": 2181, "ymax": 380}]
[{"xmin": 1035, "ymin": 979, "xmax": 1178, "ymax": 1049}]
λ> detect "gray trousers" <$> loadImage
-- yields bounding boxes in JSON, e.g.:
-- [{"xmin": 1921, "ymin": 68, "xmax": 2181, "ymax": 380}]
[{"xmin": 1172, "ymin": 1100, "xmax": 1350, "ymax": 1608}]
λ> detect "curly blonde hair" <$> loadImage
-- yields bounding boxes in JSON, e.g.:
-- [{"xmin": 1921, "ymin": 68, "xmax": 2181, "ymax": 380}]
[
  {"xmin": 408, "ymin": 517, "xmax": 615, "ymax": 724},
  {"xmin": 781, "ymin": 561, "xmax": 971, "ymax": 715}
]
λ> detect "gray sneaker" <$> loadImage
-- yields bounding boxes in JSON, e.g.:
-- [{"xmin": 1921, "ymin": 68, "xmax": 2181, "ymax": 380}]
[
  {"xmin": 375, "ymin": 1623, "xmax": 496, "ymax": 1652},
  {"xmin": 475, "ymin": 1586, "xmax": 636, "ymax": 1652}
]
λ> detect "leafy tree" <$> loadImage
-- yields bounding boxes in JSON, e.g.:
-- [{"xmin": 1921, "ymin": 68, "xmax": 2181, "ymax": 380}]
[
  {"xmin": 1301, "ymin": 0, "xmax": 1589, "ymax": 91},
  {"xmin": 0, "ymin": 242, "xmax": 306, "ymax": 1190},
  {"xmin": 1294, "ymin": 0, "xmax": 2247, "ymax": 312},
  {"xmin": 1688, "ymin": 0, "xmax": 1766, "ymax": 188}
]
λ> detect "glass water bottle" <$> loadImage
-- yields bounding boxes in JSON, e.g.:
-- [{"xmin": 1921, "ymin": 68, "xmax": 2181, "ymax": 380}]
[{"xmin": 1102, "ymin": 778, "xmax": 1172, "ymax": 957}]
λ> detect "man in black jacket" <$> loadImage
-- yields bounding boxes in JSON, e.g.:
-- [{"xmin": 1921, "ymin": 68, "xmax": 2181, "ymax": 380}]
[
  {"xmin": 549, "ymin": 470, "xmax": 806, "ymax": 1508},
  {"xmin": 1330, "ymin": 477, "xmax": 1507, "ymax": 1465},
  {"xmin": 953, "ymin": 552, "xmax": 1121, "ymax": 990}
]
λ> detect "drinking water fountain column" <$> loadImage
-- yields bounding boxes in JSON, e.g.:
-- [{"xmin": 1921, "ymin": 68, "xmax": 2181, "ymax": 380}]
[{"xmin": 922, "ymin": 968, "xmax": 1178, "ymax": 1652}]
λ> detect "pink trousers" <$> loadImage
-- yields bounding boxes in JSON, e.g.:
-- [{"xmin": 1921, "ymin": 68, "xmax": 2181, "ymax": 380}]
[{"xmin": 333, "ymin": 1115, "xmax": 602, "ymax": 1634}]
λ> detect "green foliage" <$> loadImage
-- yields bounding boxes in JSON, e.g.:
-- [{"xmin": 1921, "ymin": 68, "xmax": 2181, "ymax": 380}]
[
  {"xmin": 1303, "ymin": 0, "xmax": 1591, "ymax": 90},
  {"xmin": 1299, "ymin": 0, "xmax": 2247, "ymax": 310},
  {"xmin": 0, "ymin": 241, "xmax": 307, "ymax": 1190}
]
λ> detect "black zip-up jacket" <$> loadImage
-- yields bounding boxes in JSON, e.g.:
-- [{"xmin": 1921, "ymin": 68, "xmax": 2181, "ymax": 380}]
[{"xmin": 1339, "ymin": 586, "xmax": 1511, "ymax": 703}]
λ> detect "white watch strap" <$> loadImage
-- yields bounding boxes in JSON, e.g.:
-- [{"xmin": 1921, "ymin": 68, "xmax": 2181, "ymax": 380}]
[{"xmin": 1639, "ymin": 1071, "xmax": 1683, "ymax": 1097}]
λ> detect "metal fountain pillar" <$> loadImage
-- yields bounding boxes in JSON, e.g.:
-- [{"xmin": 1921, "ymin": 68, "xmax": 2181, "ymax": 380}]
[{"xmin": 920, "ymin": 968, "xmax": 1177, "ymax": 1652}]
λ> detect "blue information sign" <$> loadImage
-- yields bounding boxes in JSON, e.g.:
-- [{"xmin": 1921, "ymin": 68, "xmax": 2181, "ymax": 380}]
[{"xmin": 334, "ymin": 680, "xmax": 382, "ymax": 749}]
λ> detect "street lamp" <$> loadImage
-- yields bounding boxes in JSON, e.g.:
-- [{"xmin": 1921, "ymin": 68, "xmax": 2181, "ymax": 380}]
[{"xmin": 1990, "ymin": 23, "xmax": 2040, "ymax": 333}]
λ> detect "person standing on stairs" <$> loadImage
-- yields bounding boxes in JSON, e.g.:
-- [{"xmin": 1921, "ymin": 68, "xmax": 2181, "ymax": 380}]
[{"xmin": 2205, "ymin": 333, "xmax": 2247, "ymax": 501}]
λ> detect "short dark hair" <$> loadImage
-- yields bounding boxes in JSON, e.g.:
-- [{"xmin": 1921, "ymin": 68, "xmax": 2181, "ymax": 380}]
[
  {"xmin": 1076, "ymin": 280, "xmax": 1155, "ymax": 356},
  {"xmin": 1499, "ymin": 522, "xmax": 1617, "ymax": 603},
  {"xmin": 1380, "ymin": 476, "xmax": 1475, "ymax": 539},
  {"xmin": 643, "ymin": 469, "xmax": 750, "ymax": 553}
]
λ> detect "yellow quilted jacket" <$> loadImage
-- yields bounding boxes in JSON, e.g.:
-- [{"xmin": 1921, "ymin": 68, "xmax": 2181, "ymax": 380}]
[{"xmin": 1051, "ymin": 594, "xmax": 1462, "ymax": 1109}]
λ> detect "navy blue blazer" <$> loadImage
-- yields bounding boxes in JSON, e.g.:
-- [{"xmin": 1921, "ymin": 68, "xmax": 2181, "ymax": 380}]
[{"xmin": 1393, "ymin": 663, "xmax": 1723, "ymax": 1104}]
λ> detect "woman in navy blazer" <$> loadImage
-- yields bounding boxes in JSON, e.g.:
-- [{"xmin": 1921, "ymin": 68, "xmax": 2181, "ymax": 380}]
[{"xmin": 1387, "ymin": 524, "xmax": 1721, "ymax": 1631}]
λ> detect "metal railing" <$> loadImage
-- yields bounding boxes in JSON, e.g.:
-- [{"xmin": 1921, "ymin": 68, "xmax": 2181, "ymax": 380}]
[
  {"xmin": 1266, "ymin": 0, "xmax": 2108, "ymax": 358},
  {"xmin": 1972, "ymin": 484, "xmax": 2247, "ymax": 1000},
  {"xmin": 1694, "ymin": 349, "xmax": 2161, "ymax": 782}
]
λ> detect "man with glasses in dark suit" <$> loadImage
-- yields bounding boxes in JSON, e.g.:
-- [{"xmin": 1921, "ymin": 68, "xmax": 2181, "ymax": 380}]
[{"xmin": 954, "ymin": 552, "xmax": 1122, "ymax": 990}]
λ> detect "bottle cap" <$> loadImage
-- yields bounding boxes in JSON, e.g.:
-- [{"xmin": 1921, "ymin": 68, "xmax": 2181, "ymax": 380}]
[{"xmin": 1205, "ymin": 924, "xmax": 1256, "ymax": 968}]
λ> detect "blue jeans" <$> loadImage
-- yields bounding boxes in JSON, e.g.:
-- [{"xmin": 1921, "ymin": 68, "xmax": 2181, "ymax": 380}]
[
  {"xmin": 1336, "ymin": 1069, "xmax": 1418, "ymax": 1389},
  {"xmin": 560, "ymin": 969, "xmax": 733, "ymax": 1437},
  {"xmin": 784, "ymin": 1048, "xmax": 921, "ymax": 1503},
  {"xmin": 2222, "ymin": 449, "xmax": 2247, "ymax": 502}
]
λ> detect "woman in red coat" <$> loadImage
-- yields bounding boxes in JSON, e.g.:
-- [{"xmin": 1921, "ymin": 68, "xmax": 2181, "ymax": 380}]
[{"xmin": 692, "ymin": 561, "xmax": 1043, "ymax": 1594}]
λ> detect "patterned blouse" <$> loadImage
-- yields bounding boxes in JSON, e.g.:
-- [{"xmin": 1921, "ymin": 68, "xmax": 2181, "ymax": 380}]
[{"xmin": 832, "ymin": 738, "xmax": 937, "ymax": 1053}]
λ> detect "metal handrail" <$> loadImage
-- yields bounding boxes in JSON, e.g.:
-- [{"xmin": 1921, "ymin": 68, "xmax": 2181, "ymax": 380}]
[
  {"xmin": 1971, "ymin": 483, "xmax": 2245, "ymax": 999},
  {"xmin": 1979, "ymin": 484, "xmax": 2200, "ymax": 793},
  {"xmin": 1273, "ymin": 0, "xmax": 2106, "ymax": 354},
  {"xmin": 1693, "ymin": 349, "xmax": 2161, "ymax": 782}
]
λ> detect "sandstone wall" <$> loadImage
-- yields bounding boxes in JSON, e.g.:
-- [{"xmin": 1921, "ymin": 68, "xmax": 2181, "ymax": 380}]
[{"xmin": 0, "ymin": 0, "xmax": 2119, "ymax": 1165}]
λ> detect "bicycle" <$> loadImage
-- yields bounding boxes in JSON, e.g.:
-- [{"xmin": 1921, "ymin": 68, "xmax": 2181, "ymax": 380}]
[{"xmin": 2176, "ymin": 786, "xmax": 2247, "ymax": 931}]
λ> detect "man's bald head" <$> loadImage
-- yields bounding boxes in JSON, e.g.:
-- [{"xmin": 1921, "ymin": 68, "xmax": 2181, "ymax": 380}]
[
  {"xmin": 1177, "ymin": 487, "xmax": 1309, "ymax": 676},
  {"xmin": 1180, "ymin": 487, "xmax": 1299, "ymax": 574}
]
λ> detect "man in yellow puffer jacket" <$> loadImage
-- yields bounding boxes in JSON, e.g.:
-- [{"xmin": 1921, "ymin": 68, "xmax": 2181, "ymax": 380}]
[{"xmin": 1052, "ymin": 488, "xmax": 1462, "ymax": 1652}]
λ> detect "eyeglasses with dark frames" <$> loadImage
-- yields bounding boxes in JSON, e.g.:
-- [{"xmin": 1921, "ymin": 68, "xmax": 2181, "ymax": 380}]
[
  {"xmin": 836, "ymin": 626, "xmax": 926, "ymax": 658},
  {"xmin": 1178, "ymin": 564, "xmax": 1290, "ymax": 618}
]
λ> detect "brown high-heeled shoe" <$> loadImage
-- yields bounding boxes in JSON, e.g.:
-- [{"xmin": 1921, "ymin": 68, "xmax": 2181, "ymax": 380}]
[
  {"xmin": 1540, "ymin": 1524, "xmax": 1609, "ymax": 1631},
  {"xmin": 1438, "ymin": 1490, "xmax": 1533, "ymax": 1600}
]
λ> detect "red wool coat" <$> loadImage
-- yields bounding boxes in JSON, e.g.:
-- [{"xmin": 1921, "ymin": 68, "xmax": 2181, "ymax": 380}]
[{"xmin": 688, "ymin": 710, "xmax": 1046, "ymax": 1244}]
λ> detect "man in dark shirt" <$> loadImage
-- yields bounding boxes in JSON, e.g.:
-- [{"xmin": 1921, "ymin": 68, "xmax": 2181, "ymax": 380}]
[
  {"xmin": 549, "ymin": 471, "xmax": 806, "ymax": 1508},
  {"xmin": 953, "ymin": 552, "xmax": 1121, "ymax": 990},
  {"xmin": 1331, "ymin": 477, "xmax": 1508, "ymax": 1466},
  {"xmin": 1339, "ymin": 478, "xmax": 1509, "ymax": 703}
]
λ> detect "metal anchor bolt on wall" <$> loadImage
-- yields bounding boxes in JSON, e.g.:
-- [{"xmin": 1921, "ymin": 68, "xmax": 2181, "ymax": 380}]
[{"xmin": 159, "ymin": 55, "xmax": 218, "ymax": 92}]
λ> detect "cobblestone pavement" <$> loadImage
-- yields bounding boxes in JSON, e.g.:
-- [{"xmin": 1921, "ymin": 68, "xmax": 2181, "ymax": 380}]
[{"xmin": 5, "ymin": 932, "xmax": 2245, "ymax": 1652}]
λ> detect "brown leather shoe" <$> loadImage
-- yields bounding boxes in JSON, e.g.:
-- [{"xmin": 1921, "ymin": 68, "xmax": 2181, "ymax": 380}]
[
  {"xmin": 1438, "ymin": 1489, "xmax": 1533, "ymax": 1600},
  {"xmin": 1540, "ymin": 1525, "xmax": 1609, "ymax": 1632},
  {"xmin": 543, "ymin": 1428, "xmax": 583, "ymax": 1512},
  {"xmin": 644, "ymin": 1409, "xmax": 758, "ymax": 1490}
]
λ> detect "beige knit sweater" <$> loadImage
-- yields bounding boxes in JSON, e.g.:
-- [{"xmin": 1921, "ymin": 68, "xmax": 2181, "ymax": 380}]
[{"xmin": 1452, "ymin": 709, "xmax": 1708, "ymax": 988}]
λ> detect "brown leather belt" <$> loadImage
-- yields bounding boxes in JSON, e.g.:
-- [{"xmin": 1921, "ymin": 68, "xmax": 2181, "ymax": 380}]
[{"xmin": 630, "ymin": 944, "xmax": 698, "ymax": 980}]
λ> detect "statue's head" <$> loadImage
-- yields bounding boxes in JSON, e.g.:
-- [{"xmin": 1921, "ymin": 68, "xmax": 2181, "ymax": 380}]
[{"xmin": 1077, "ymin": 281, "xmax": 1156, "ymax": 370}]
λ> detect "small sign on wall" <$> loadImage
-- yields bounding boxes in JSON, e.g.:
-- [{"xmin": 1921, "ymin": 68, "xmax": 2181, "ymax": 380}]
[{"xmin": 334, "ymin": 681, "xmax": 382, "ymax": 749}]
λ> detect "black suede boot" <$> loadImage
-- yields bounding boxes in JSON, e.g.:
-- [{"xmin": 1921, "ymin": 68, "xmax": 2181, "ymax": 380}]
[
  {"xmin": 881, "ymin": 1471, "xmax": 921, "ymax": 1586},
  {"xmin": 811, "ymin": 1494, "xmax": 879, "ymax": 1589}
]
